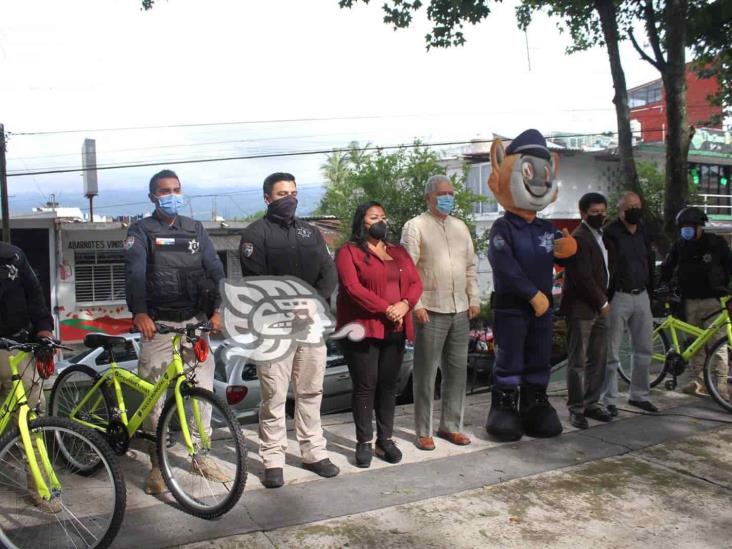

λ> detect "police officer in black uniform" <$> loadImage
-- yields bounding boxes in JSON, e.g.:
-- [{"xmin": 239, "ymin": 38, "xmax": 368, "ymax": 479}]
[
  {"xmin": 0, "ymin": 241, "xmax": 54, "ymax": 410},
  {"xmin": 660, "ymin": 207, "xmax": 732, "ymax": 400},
  {"xmin": 124, "ymin": 169, "xmax": 227, "ymax": 494},
  {"xmin": 239, "ymin": 172, "xmax": 338, "ymax": 488}
]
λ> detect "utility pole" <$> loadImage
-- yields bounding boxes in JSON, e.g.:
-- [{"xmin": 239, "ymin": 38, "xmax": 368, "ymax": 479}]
[{"xmin": 0, "ymin": 124, "xmax": 10, "ymax": 243}]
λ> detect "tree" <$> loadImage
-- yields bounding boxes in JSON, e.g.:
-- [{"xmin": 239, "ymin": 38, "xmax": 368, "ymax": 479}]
[
  {"xmin": 317, "ymin": 142, "xmax": 484, "ymax": 245},
  {"xmin": 626, "ymin": 0, "xmax": 692, "ymax": 239},
  {"xmin": 688, "ymin": 0, "xmax": 732, "ymax": 123},
  {"xmin": 339, "ymin": 0, "xmax": 646, "ymax": 218}
]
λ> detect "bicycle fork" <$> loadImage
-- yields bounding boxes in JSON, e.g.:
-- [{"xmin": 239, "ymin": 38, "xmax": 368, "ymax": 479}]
[
  {"xmin": 173, "ymin": 377, "xmax": 211, "ymax": 457},
  {"xmin": 18, "ymin": 406, "xmax": 61, "ymax": 501}
]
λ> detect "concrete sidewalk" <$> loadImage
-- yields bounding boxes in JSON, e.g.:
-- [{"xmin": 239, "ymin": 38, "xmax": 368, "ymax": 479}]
[{"xmin": 108, "ymin": 387, "xmax": 732, "ymax": 548}]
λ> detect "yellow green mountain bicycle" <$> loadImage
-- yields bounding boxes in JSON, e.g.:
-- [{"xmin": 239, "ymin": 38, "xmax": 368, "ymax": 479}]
[
  {"xmin": 49, "ymin": 321, "xmax": 247, "ymax": 519},
  {"xmin": 0, "ymin": 335, "xmax": 125, "ymax": 549},
  {"xmin": 618, "ymin": 292, "xmax": 732, "ymax": 413}
]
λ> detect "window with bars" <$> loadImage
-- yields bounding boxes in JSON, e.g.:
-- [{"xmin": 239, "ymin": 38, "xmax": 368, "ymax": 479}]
[{"xmin": 74, "ymin": 249, "xmax": 126, "ymax": 304}]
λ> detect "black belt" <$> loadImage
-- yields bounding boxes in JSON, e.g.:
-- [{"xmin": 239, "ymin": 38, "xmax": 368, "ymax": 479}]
[
  {"xmin": 617, "ymin": 288, "xmax": 645, "ymax": 295},
  {"xmin": 149, "ymin": 308, "xmax": 197, "ymax": 322}
]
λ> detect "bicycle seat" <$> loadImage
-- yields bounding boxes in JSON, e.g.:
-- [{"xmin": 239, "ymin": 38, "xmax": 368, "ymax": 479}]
[{"xmin": 84, "ymin": 333, "xmax": 128, "ymax": 349}]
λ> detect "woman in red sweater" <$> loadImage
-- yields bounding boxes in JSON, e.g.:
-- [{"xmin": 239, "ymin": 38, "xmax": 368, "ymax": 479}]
[{"xmin": 335, "ymin": 201, "xmax": 423, "ymax": 468}]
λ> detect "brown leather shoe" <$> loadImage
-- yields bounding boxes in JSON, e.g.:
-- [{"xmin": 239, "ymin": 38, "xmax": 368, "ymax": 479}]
[
  {"xmin": 436, "ymin": 430, "xmax": 472, "ymax": 446},
  {"xmin": 415, "ymin": 436, "xmax": 435, "ymax": 451}
]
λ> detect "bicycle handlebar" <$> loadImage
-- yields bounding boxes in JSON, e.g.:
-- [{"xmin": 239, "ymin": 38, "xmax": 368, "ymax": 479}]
[
  {"xmin": 0, "ymin": 336, "xmax": 73, "ymax": 353},
  {"xmin": 130, "ymin": 321, "xmax": 211, "ymax": 337}
]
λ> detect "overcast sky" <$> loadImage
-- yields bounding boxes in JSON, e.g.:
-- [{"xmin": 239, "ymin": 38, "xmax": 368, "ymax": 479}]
[{"xmin": 1, "ymin": 0, "xmax": 660, "ymax": 205}]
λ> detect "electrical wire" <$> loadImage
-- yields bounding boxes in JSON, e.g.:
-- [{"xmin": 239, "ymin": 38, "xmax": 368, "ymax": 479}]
[{"xmin": 5, "ymin": 127, "xmax": 688, "ymax": 178}]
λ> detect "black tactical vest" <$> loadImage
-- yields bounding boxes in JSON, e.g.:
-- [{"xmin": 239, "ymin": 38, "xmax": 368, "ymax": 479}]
[
  {"xmin": 141, "ymin": 216, "xmax": 206, "ymax": 310},
  {"xmin": 677, "ymin": 233, "xmax": 729, "ymax": 297}
]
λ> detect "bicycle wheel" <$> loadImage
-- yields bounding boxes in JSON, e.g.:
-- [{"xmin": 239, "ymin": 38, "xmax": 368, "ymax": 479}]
[
  {"xmin": 702, "ymin": 338, "xmax": 732, "ymax": 414},
  {"xmin": 50, "ymin": 365, "xmax": 113, "ymax": 434},
  {"xmin": 0, "ymin": 417, "xmax": 125, "ymax": 549},
  {"xmin": 157, "ymin": 386, "xmax": 247, "ymax": 519},
  {"xmin": 618, "ymin": 323, "xmax": 670, "ymax": 388},
  {"xmin": 49, "ymin": 365, "xmax": 114, "ymax": 473}
]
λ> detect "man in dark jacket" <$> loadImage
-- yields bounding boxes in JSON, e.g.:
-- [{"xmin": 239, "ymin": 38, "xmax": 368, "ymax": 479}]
[
  {"xmin": 660, "ymin": 207, "xmax": 732, "ymax": 400},
  {"xmin": 125, "ymin": 169, "xmax": 227, "ymax": 494},
  {"xmin": 561, "ymin": 192, "xmax": 612, "ymax": 428},
  {"xmin": 0, "ymin": 242, "xmax": 54, "ymax": 411},
  {"xmin": 601, "ymin": 191, "xmax": 658, "ymax": 415},
  {"xmin": 239, "ymin": 172, "xmax": 338, "ymax": 489}
]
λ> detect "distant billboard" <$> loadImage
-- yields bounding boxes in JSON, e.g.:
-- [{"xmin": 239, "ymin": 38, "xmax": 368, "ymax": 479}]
[{"xmin": 82, "ymin": 138, "xmax": 98, "ymax": 197}]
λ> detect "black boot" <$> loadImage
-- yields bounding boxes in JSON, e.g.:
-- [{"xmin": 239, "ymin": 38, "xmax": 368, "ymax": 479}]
[
  {"xmin": 520, "ymin": 384, "xmax": 563, "ymax": 438},
  {"xmin": 485, "ymin": 386, "xmax": 523, "ymax": 441}
]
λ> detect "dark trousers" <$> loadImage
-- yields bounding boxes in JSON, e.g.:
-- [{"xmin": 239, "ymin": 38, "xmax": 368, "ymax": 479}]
[
  {"xmin": 566, "ymin": 314, "xmax": 608, "ymax": 413},
  {"xmin": 341, "ymin": 333, "xmax": 406, "ymax": 443},
  {"xmin": 493, "ymin": 308, "xmax": 553, "ymax": 388}
]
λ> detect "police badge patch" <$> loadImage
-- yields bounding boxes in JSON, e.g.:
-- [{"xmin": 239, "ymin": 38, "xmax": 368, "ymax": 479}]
[
  {"xmin": 188, "ymin": 239, "xmax": 200, "ymax": 254},
  {"xmin": 492, "ymin": 235, "xmax": 506, "ymax": 251},
  {"xmin": 124, "ymin": 236, "xmax": 135, "ymax": 250},
  {"xmin": 242, "ymin": 243, "xmax": 254, "ymax": 258}
]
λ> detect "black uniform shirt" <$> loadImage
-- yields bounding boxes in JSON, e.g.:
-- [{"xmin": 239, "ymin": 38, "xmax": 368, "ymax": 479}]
[
  {"xmin": 660, "ymin": 232, "xmax": 732, "ymax": 299},
  {"xmin": 238, "ymin": 215, "xmax": 337, "ymax": 299},
  {"xmin": 124, "ymin": 212, "xmax": 225, "ymax": 315},
  {"xmin": 0, "ymin": 242, "xmax": 54, "ymax": 336}
]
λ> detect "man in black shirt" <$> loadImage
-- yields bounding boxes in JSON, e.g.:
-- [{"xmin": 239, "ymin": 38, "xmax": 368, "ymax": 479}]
[
  {"xmin": 601, "ymin": 192, "xmax": 658, "ymax": 414},
  {"xmin": 239, "ymin": 172, "xmax": 338, "ymax": 489},
  {"xmin": 659, "ymin": 207, "xmax": 732, "ymax": 400},
  {"xmin": 0, "ymin": 242, "xmax": 54, "ymax": 411}
]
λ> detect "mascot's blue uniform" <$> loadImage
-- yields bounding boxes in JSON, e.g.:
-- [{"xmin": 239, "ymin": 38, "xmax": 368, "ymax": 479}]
[{"xmin": 484, "ymin": 129, "xmax": 577, "ymax": 441}]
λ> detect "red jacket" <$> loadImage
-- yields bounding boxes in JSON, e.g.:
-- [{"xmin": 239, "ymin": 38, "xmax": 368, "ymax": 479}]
[{"xmin": 335, "ymin": 241, "xmax": 423, "ymax": 341}]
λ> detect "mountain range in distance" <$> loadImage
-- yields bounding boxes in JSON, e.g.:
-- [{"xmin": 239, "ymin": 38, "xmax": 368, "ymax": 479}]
[{"xmin": 9, "ymin": 184, "xmax": 327, "ymax": 221}]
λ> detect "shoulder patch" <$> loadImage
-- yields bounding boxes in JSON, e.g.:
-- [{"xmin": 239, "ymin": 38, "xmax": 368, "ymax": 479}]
[
  {"xmin": 124, "ymin": 236, "xmax": 136, "ymax": 250},
  {"xmin": 242, "ymin": 242, "xmax": 254, "ymax": 258},
  {"xmin": 492, "ymin": 235, "xmax": 506, "ymax": 251}
]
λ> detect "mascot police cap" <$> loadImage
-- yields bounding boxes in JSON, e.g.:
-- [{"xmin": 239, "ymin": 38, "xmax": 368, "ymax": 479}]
[{"xmin": 488, "ymin": 128, "xmax": 559, "ymax": 221}]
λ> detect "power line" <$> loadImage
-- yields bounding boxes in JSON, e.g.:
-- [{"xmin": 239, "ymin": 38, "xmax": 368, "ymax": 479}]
[
  {"xmin": 4, "ymin": 128, "xmax": 683, "ymax": 178},
  {"xmin": 7, "ymin": 103, "xmax": 721, "ymax": 137}
]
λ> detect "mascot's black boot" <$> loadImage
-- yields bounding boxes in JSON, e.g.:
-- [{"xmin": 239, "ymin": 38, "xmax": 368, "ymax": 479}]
[
  {"xmin": 520, "ymin": 384, "xmax": 563, "ymax": 438},
  {"xmin": 486, "ymin": 386, "xmax": 523, "ymax": 441}
]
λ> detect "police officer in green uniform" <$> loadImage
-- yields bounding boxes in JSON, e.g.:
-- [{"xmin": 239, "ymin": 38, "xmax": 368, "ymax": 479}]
[
  {"xmin": 124, "ymin": 169, "xmax": 227, "ymax": 494},
  {"xmin": 660, "ymin": 207, "xmax": 732, "ymax": 400}
]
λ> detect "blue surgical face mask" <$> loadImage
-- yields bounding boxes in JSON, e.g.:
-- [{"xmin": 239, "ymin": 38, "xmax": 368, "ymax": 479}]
[
  {"xmin": 156, "ymin": 193, "xmax": 185, "ymax": 217},
  {"xmin": 680, "ymin": 226, "xmax": 696, "ymax": 241},
  {"xmin": 436, "ymin": 195, "xmax": 455, "ymax": 215}
]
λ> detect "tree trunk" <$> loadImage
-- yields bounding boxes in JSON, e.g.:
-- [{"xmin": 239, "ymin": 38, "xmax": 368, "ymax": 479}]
[
  {"xmin": 661, "ymin": 0, "xmax": 691, "ymax": 239},
  {"xmin": 594, "ymin": 0, "xmax": 641, "ymax": 194}
]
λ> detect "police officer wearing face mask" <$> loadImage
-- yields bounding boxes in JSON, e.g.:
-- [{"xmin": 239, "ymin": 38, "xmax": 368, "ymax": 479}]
[
  {"xmin": 659, "ymin": 207, "xmax": 732, "ymax": 400},
  {"xmin": 238, "ymin": 172, "xmax": 338, "ymax": 489},
  {"xmin": 124, "ymin": 169, "xmax": 226, "ymax": 495}
]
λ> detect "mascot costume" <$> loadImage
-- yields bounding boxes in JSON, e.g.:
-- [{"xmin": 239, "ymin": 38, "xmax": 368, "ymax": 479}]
[{"xmin": 486, "ymin": 129, "xmax": 576, "ymax": 441}]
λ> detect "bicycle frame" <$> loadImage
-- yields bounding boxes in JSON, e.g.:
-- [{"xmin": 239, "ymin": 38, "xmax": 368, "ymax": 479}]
[
  {"xmin": 68, "ymin": 333, "xmax": 210, "ymax": 455},
  {"xmin": 653, "ymin": 295, "xmax": 732, "ymax": 362},
  {"xmin": 0, "ymin": 350, "xmax": 60, "ymax": 501}
]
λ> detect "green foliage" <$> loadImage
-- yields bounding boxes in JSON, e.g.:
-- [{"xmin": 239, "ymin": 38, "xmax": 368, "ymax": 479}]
[
  {"xmin": 317, "ymin": 142, "xmax": 485, "ymax": 244},
  {"xmin": 338, "ymin": 0, "xmax": 494, "ymax": 49},
  {"xmin": 607, "ymin": 160, "xmax": 699, "ymax": 219},
  {"xmin": 688, "ymin": 0, "xmax": 732, "ymax": 122}
]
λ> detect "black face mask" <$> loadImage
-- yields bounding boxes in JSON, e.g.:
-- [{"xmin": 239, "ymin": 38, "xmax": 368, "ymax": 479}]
[
  {"xmin": 267, "ymin": 195, "xmax": 298, "ymax": 223},
  {"xmin": 586, "ymin": 214, "xmax": 606, "ymax": 230},
  {"xmin": 624, "ymin": 208, "xmax": 642, "ymax": 225},
  {"xmin": 367, "ymin": 221, "xmax": 388, "ymax": 240}
]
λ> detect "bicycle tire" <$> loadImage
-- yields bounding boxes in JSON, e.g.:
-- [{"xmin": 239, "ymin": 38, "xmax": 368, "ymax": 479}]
[
  {"xmin": 702, "ymin": 337, "xmax": 732, "ymax": 414},
  {"xmin": 618, "ymin": 323, "xmax": 670, "ymax": 388},
  {"xmin": 157, "ymin": 386, "xmax": 247, "ymax": 519},
  {"xmin": 0, "ymin": 416, "xmax": 126, "ymax": 549},
  {"xmin": 49, "ymin": 365, "xmax": 114, "ymax": 472}
]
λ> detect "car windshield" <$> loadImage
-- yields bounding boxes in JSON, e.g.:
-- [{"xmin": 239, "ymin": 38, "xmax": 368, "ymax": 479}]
[{"xmin": 68, "ymin": 349, "xmax": 94, "ymax": 364}]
